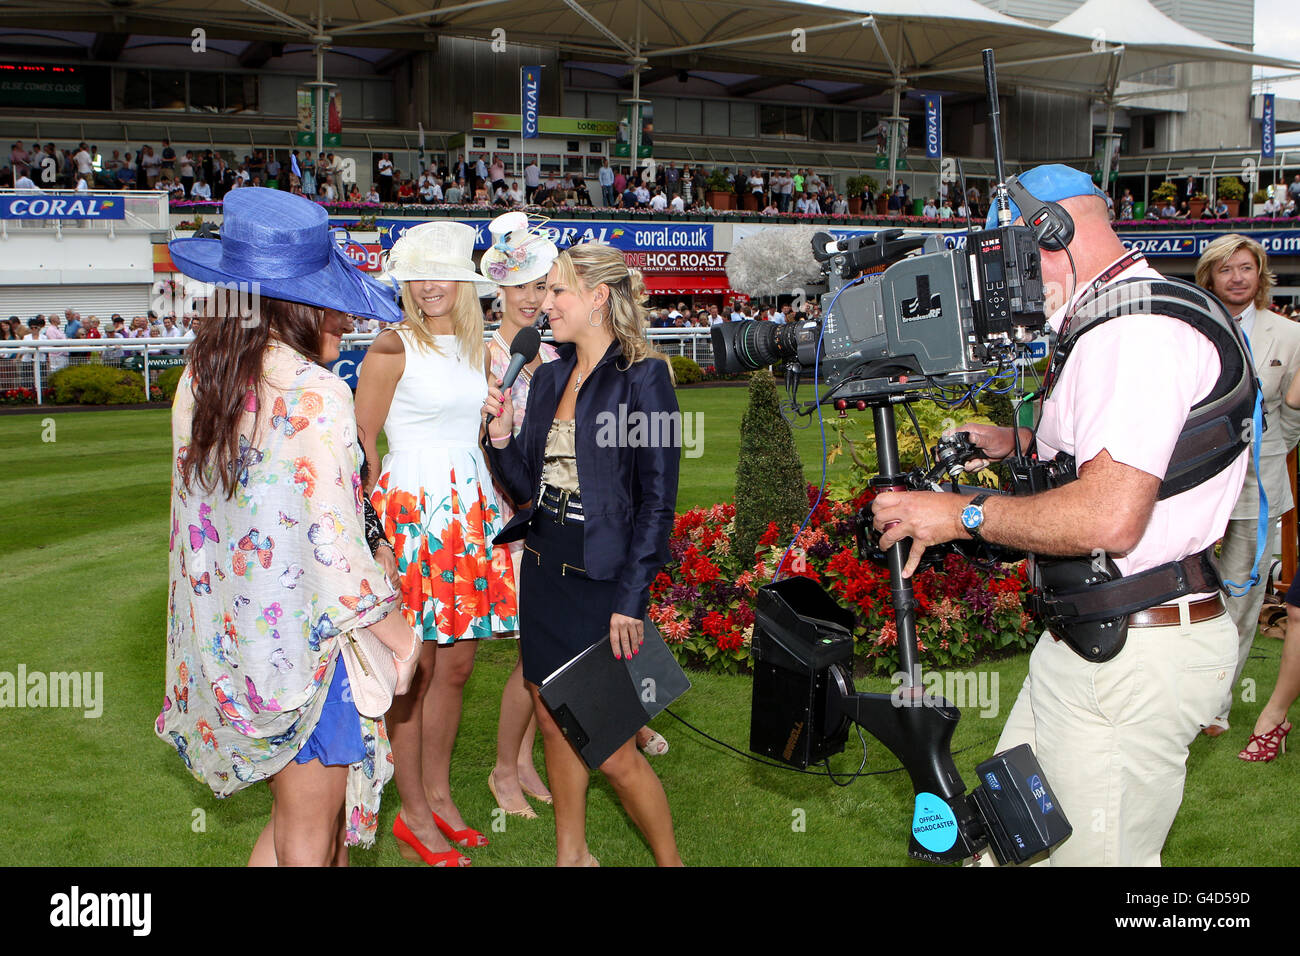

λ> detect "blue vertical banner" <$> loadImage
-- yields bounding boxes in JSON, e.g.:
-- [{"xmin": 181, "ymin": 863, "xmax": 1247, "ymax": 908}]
[
  {"xmin": 924, "ymin": 94, "xmax": 942, "ymax": 160},
  {"xmin": 522, "ymin": 66, "xmax": 541, "ymax": 140},
  {"xmin": 1262, "ymin": 93, "xmax": 1275, "ymax": 159}
]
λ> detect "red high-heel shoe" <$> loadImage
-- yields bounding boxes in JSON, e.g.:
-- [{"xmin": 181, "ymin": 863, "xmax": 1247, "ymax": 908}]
[
  {"xmin": 432, "ymin": 811, "xmax": 489, "ymax": 848},
  {"xmin": 1238, "ymin": 720, "xmax": 1291, "ymax": 762},
  {"xmin": 393, "ymin": 813, "xmax": 470, "ymax": 866}
]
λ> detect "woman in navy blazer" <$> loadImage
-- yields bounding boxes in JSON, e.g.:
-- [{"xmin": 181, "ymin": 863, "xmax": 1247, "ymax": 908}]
[{"xmin": 482, "ymin": 243, "xmax": 682, "ymax": 866}]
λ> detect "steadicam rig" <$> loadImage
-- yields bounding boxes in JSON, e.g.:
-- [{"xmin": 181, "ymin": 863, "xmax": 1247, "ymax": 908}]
[{"xmin": 744, "ymin": 50, "xmax": 1073, "ymax": 865}]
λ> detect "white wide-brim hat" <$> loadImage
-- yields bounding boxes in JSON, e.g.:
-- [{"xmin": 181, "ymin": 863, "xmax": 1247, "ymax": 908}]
[
  {"xmin": 382, "ymin": 220, "xmax": 495, "ymax": 296},
  {"xmin": 480, "ymin": 211, "xmax": 559, "ymax": 287}
]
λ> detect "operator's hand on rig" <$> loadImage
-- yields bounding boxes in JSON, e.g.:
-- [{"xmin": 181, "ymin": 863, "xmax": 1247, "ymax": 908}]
[
  {"xmin": 941, "ymin": 423, "xmax": 1017, "ymax": 471},
  {"xmin": 871, "ymin": 491, "xmax": 969, "ymax": 578}
]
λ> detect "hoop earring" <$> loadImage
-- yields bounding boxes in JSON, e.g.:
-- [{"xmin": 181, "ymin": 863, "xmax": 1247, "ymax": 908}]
[{"xmin": 587, "ymin": 308, "xmax": 604, "ymax": 328}]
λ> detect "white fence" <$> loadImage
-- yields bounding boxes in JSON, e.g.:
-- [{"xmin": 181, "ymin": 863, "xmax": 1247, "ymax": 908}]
[{"xmin": 0, "ymin": 328, "xmax": 719, "ymax": 404}]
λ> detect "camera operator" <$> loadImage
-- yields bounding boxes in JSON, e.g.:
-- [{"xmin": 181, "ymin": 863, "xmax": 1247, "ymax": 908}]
[
  {"xmin": 871, "ymin": 164, "xmax": 1246, "ymax": 866},
  {"xmin": 1194, "ymin": 235, "xmax": 1300, "ymax": 741}
]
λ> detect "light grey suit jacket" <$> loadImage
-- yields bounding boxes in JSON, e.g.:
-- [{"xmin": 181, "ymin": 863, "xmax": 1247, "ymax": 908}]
[{"xmin": 1232, "ymin": 307, "xmax": 1300, "ymax": 520}]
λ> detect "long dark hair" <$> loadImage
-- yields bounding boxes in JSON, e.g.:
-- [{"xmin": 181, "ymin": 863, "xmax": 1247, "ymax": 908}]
[{"xmin": 180, "ymin": 296, "xmax": 324, "ymax": 499}]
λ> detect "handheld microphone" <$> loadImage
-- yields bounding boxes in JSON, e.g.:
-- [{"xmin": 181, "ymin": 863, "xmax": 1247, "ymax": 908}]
[{"xmin": 495, "ymin": 326, "xmax": 541, "ymax": 418}]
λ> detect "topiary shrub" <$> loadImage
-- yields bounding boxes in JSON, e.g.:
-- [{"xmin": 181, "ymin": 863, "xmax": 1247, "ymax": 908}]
[
  {"xmin": 49, "ymin": 365, "xmax": 146, "ymax": 405},
  {"xmin": 733, "ymin": 367, "xmax": 807, "ymax": 565},
  {"xmin": 157, "ymin": 365, "xmax": 187, "ymax": 402},
  {"xmin": 670, "ymin": 355, "xmax": 703, "ymax": 385}
]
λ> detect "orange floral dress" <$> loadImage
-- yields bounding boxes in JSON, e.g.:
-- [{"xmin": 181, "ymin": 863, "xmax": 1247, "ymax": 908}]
[{"xmin": 370, "ymin": 329, "xmax": 517, "ymax": 641}]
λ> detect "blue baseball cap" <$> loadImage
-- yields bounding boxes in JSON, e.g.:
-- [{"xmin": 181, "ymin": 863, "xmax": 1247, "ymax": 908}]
[{"xmin": 985, "ymin": 164, "xmax": 1107, "ymax": 230}]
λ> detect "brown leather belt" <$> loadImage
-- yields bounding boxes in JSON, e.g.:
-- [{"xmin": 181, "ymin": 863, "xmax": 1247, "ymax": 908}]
[{"xmin": 1127, "ymin": 594, "xmax": 1225, "ymax": 628}]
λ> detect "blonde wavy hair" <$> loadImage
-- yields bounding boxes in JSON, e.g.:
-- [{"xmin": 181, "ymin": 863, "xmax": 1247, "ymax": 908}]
[
  {"xmin": 1195, "ymin": 233, "xmax": 1276, "ymax": 311},
  {"xmin": 397, "ymin": 281, "xmax": 487, "ymax": 371},
  {"xmin": 552, "ymin": 243, "xmax": 672, "ymax": 379}
]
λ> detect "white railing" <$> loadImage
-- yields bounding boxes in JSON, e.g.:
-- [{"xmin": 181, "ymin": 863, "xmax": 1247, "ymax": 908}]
[{"xmin": 0, "ymin": 328, "xmax": 719, "ymax": 404}]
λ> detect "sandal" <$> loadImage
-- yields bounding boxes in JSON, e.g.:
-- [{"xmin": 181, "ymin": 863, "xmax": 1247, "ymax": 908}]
[
  {"xmin": 1259, "ymin": 605, "xmax": 1288, "ymax": 641},
  {"xmin": 433, "ymin": 811, "xmax": 490, "ymax": 848},
  {"xmin": 489, "ymin": 769, "xmax": 538, "ymax": 820},
  {"xmin": 1238, "ymin": 720, "xmax": 1291, "ymax": 762},
  {"xmin": 637, "ymin": 730, "xmax": 669, "ymax": 757}
]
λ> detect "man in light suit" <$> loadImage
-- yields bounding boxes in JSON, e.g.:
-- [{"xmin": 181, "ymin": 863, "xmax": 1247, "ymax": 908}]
[{"xmin": 1196, "ymin": 234, "xmax": 1300, "ymax": 734}]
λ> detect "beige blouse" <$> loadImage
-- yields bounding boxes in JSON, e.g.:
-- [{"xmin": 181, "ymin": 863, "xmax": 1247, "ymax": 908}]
[{"xmin": 541, "ymin": 419, "xmax": 579, "ymax": 492}]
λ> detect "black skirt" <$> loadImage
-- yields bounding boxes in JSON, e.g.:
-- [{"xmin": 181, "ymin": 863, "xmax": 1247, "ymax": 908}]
[{"xmin": 518, "ymin": 509, "xmax": 618, "ymax": 686}]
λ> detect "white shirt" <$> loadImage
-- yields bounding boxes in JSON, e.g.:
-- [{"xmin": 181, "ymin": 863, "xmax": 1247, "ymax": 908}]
[
  {"xmin": 749, "ymin": 175, "xmax": 765, "ymax": 193},
  {"xmin": 670, "ymin": 195, "xmax": 684, "ymax": 213},
  {"xmin": 635, "ymin": 186, "xmax": 650, "ymax": 204},
  {"xmin": 75, "ymin": 178, "xmax": 89, "ymax": 192},
  {"xmin": 525, "ymin": 164, "xmax": 541, "ymax": 188},
  {"xmin": 650, "ymin": 193, "xmax": 667, "ymax": 211},
  {"xmin": 1236, "ymin": 303, "xmax": 1257, "ymax": 340},
  {"xmin": 709, "ymin": 313, "xmax": 724, "ymax": 326},
  {"xmin": 74, "ymin": 150, "xmax": 93, "ymax": 175},
  {"xmin": 191, "ymin": 181, "xmax": 211, "ymax": 200},
  {"xmin": 378, "ymin": 158, "xmax": 393, "ymax": 177}
]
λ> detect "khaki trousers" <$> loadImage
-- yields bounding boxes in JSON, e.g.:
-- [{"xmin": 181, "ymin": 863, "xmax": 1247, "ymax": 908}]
[
  {"xmin": 1214, "ymin": 517, "xmax": 1279, "ymax": 728},
  {"xmin": 977, "ymin": 607, "xmax": 1236, "ymax": 866}
]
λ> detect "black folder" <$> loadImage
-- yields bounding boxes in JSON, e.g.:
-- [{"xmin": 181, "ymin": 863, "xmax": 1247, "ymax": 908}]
[{"xmin": 539, "ymin": 619, "xmax": 691, "ymax": 769}]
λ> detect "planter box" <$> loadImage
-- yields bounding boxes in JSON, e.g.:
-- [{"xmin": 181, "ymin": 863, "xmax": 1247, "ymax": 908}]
[
  {"xmin": 705, "ymin": 190, "xmax": 735, "ymax": 210},
  {"xmin": 848, "ymin": 196, "xmax": 863, "ymax": 215}
]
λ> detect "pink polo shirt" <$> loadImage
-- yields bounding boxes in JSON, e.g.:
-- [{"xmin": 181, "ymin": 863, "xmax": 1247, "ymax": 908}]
[{"xmin": 1035, "ymin": 252, "xmax": 1247, "ymax": 579}]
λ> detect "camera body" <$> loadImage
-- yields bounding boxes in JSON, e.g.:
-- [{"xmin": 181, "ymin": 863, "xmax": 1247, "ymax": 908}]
[{"xmin": 712, "ymin": 225, "xmax": 1047, "ymax": 399}]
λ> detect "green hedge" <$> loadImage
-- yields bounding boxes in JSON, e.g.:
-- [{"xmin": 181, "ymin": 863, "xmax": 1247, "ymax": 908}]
[
  {"xmin": 156, "ymin": 365, "xmax": 187, "ymax": 402},
  {"xmin": 48, "ymin": 366, "xmax": 146, "ymax": 405},
  {"xmin": 670, "ymin": 355, "xmax": 704, "ymax": 385}
]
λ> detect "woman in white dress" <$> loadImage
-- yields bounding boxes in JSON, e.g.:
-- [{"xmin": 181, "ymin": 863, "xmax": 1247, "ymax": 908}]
[{"xmin": 356, "ymin": 221, "xmax": 517, "ymax": 867}]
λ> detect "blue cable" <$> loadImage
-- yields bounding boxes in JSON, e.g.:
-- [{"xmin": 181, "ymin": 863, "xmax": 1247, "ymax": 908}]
[
  {"xmin": 772, "ymin": 278, "xmax": 859, "ymax": 583},
  {"xmin": 1222, "ymin": 330, "xmax": 1269, "ymax": 596}
]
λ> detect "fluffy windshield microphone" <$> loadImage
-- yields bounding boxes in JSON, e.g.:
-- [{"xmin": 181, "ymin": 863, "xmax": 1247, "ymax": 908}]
[
  {"xmin": 725, "ymin": 226, "xmax": 827, "ymax": 297},
  {"xmin": 495, "ymin": 326, "xmax": 542, "ymax": 418}
]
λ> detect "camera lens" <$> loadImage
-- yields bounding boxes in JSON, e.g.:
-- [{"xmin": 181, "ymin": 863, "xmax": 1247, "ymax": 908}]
[{"xmin": 711, "ymin": 319, "xmax": 801, "ymax": 373}]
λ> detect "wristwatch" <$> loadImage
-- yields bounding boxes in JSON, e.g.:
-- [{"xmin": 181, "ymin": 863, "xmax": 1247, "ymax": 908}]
[{"xmin": 960, "ymin": 494, "xmax": 991, "ymax": 539}]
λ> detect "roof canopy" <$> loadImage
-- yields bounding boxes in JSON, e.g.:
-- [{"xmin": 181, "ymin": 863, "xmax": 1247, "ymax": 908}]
[{"xmin": 0, "ymin": 0, "xmax": 1293, "ymax": 100}]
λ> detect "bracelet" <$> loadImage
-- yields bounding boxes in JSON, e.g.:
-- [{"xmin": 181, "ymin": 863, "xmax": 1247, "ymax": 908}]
[
  {"xmin": 489, "ymin": 433, "xmax": 511, "ymax": 448},
  {"xmin": 394, "ymin": 628, "xmax": 420, "ymax": 664}
]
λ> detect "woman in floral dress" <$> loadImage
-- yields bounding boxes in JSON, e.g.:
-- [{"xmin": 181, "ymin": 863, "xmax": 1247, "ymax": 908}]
[
  {"xmin": 357, "ymin": 220, "xmax": 517, "ymax": 866},
  {"xmin": 157, "ymin": 187, "xmax": 419, "ymax": 866}
]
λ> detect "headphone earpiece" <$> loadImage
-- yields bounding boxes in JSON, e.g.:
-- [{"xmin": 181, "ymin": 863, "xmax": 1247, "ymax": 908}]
[{"xmin": 1005, "ymin": 175, "xmax": 1076, "ymax": 252}]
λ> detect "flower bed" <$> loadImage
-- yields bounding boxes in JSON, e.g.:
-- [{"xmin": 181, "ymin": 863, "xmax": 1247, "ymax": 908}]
[
  {"xmin": 649, "ymin": 489, "xmax": 1036, "ymax": 676},
  {"xmin": 2, "ymin": 387, "xmax": 51, "ymax": 406}
]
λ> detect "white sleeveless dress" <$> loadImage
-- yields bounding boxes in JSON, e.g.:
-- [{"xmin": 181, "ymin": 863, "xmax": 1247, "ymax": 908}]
[{"xmin": 368, "ymin": 328, "xmax": 517, "ymax": 642}]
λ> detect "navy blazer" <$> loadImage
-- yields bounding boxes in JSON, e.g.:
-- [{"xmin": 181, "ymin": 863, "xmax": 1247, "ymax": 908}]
[{"xmin": 483, "ymin": 340, "xmax": 680, "ymax": 619}]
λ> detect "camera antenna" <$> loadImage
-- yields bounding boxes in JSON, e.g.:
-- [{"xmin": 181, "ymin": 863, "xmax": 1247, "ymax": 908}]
[
  {"xmin": 984, "ymin": 49, "xmax": 1013, "ymax": 228},
  {"xmin": 956, "ymin": 158, "xmax": 975, "ymax": 235}
]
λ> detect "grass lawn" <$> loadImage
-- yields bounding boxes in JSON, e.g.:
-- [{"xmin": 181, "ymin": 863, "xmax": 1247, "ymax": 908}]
[{"xmin": 0, "ymin": 392, "xmax": 1295, "ymax": 866}]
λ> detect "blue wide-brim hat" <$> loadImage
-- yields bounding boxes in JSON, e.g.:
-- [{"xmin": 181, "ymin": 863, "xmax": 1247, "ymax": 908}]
[
  {"xmin": 169, "ymin": 187, "xmax": 401, "ymax": 323},
  {"xmin": 985, "ymin": 164, "xmax": 1108, "ymax": 231}
]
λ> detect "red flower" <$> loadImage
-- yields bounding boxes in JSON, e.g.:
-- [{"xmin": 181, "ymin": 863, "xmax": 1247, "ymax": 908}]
[{"xmin": 702, "ymin": 611, "xmax": 728, "ymax": 638}]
